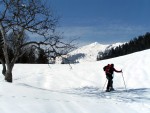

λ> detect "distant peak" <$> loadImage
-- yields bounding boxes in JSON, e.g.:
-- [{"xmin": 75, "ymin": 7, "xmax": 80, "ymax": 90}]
[
  {"xmin": 89, "ymin": 42, "xmax": 99, "ymax": 46},
  {"xmin": 93, "ymin": 42, "xmax": 99, "ymax": 45}
]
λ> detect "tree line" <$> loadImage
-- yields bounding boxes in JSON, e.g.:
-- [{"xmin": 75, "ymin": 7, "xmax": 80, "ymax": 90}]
[
  {"xmin": 0, "ymin": 31, "xmax": 49, "ymax": 64},
  {"xmin": 97, "ymin": 32, "xmax": 150, "ymax": 60}
]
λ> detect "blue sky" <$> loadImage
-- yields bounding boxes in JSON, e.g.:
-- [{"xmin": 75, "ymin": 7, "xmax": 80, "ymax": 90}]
[{"xmin": 50, "ymin": 0, "xmax": 150, "ymax": 45}]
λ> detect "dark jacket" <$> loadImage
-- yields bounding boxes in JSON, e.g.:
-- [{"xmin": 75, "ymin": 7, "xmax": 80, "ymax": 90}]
[{"xmin": 105, "ymin": 64, "xmax": 122, "ymax": 79}]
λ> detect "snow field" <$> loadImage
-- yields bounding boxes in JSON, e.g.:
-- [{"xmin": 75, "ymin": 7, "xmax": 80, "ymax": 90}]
[{"xmin": 0, "ymin": 49, "xmax": 150, "ymax": 113}]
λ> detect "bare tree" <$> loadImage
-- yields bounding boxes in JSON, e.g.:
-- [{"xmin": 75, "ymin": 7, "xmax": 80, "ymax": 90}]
[{"xmin": 0, "ymin": 0, "xmax": 75, "ymax": 82}]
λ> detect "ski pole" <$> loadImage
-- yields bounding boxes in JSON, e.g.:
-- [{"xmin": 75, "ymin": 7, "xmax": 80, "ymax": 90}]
[
  {"xmin": 121, "ymin": 71, "xmax": 127, "ymax": 92},
  {"xmin": 102, "ymin": 79, "xmax": 107, "ymax": 92}
]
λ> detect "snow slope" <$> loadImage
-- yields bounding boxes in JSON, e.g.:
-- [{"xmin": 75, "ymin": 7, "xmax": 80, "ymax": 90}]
[
  {"xmin": 0, "ymin": 49, "xmax": 150, "ymax": 113},
  {"xmin": 67, "ymin": 42, "xmax": 122, "ymax": 63}
]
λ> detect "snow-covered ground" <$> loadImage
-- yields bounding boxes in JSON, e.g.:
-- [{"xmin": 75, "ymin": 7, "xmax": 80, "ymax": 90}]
[{"xmin": 0, "ymin": 49, "xmax": 150, "ymax": 113}]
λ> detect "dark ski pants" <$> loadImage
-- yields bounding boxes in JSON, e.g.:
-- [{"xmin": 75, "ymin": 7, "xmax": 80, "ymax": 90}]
[
  {"xmin": 106, "ymin": 79, "xmax": 113, "ymax": 90},
  {"xmin": 106, "ymin": 74, "xmax": 113, "ymax": 90}
]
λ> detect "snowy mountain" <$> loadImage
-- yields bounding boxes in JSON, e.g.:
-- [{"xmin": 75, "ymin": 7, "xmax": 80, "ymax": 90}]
[
  {"xmin": 0, "ymin": 49, "xmax": 150, "ymax": 113},
  {"xmin": 65, "ymin": 42, "xmax": 123, "ymax": 63}
]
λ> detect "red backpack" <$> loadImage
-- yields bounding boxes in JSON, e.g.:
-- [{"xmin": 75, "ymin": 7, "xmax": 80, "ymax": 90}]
[{"xmin": 103, "ymin": 64, "xmax": 111, "ymax": 74}]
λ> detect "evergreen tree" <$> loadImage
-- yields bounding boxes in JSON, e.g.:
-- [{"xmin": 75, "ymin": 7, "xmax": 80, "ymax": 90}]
[
  {"xmin": 97, "ymin": 32, "xmax": 150, "ymax": 61},
  {"xmin": 36, "ymin": 49, "xmax": 48, "ymax": 64}
]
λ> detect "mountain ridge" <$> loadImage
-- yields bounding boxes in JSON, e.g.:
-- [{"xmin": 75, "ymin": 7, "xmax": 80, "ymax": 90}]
[{"xmin": 65, "ymin": 42, "xmax": 123, "ymax": 63}]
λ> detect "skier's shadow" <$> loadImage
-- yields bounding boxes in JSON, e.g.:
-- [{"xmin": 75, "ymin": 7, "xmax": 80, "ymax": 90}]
[{"xmin": 68, "ymin": 86, "xmax": 150, "ymax": 102}]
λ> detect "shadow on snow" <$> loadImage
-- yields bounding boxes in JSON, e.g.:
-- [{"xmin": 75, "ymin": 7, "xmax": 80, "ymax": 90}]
[
  {"xmin": 18, "ymin": 83, "xmax": 150, "ymax": 103},
  {"xmin": 66, "ymin": 86, "xmax": 150, "ymax": 103}
]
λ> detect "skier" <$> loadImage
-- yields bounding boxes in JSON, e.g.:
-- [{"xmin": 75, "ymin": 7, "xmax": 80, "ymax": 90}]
[{"xmin": 104, "ymin": 64, "xmax": 122, "ymax": 92}]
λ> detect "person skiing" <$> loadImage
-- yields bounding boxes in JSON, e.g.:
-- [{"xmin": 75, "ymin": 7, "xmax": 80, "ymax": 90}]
[{"xmin": 104, "ymin": 64, "xmax": 122, "ymax": 92}]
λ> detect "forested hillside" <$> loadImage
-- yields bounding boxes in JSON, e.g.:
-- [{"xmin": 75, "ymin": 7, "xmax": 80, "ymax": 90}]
[{"xmin": 97, "ymin": 32, "xmax": 150, "ymax": 60}]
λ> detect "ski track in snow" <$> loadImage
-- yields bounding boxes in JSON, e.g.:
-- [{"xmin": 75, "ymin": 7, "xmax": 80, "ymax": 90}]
[
  {"xmin": 17, "ymin": 82, "xmax": 150, "ymax": 106},
  {"xmin": 64, "ymin": 86, "xmax": 150, "ymax": 104},
  {"xmin": 1, "ymin": 82, "xmax": 150, "ymax": 106}
]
